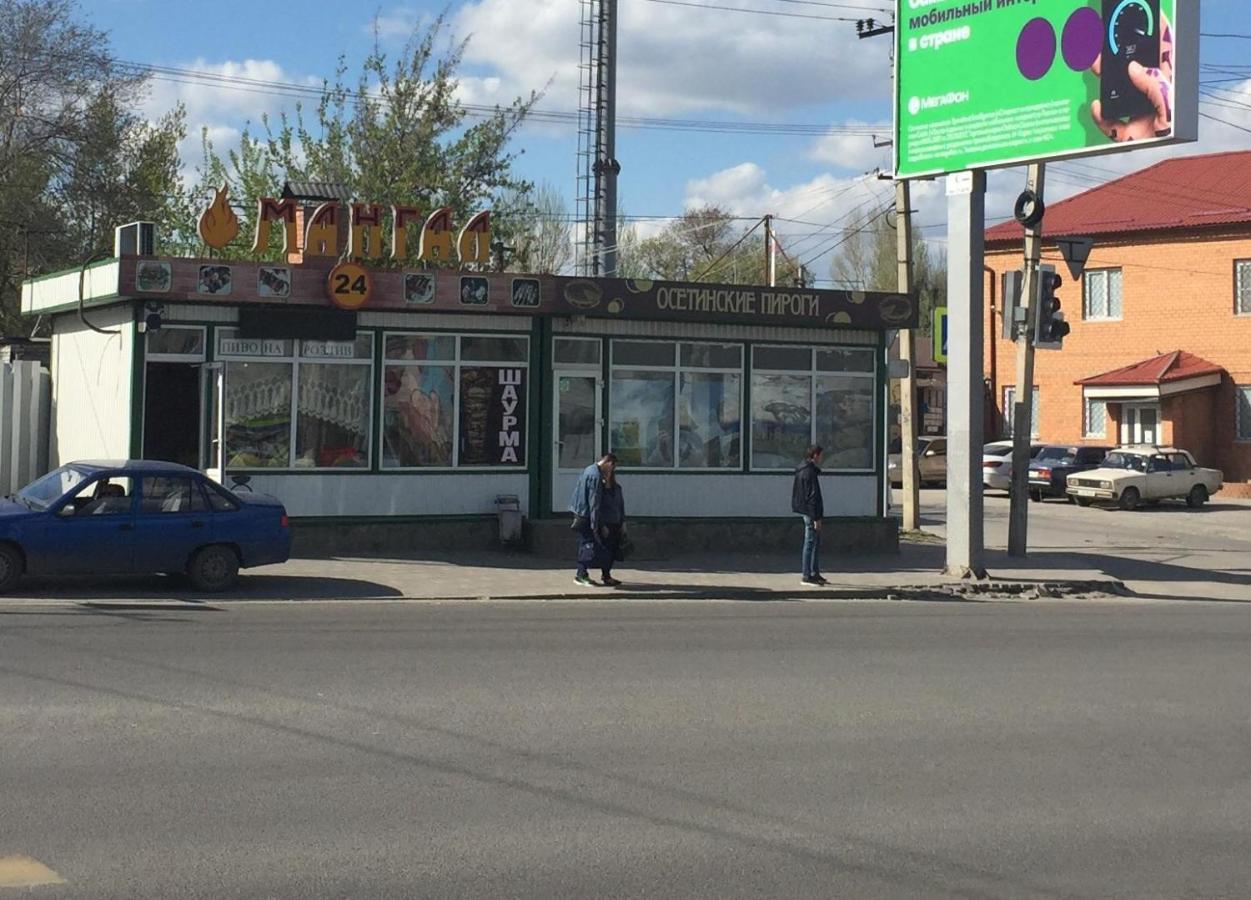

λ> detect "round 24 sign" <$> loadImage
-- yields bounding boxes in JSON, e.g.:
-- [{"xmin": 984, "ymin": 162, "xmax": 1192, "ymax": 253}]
[{"xmin": 327, "ymin": 261, "xmax": 373, "ymax": 310}]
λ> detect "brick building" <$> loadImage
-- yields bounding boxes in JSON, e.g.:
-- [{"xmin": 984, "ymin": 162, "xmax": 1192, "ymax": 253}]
[{"xmin": 983, "ymin": 151, "xmax": 1251, "ymax": 498}]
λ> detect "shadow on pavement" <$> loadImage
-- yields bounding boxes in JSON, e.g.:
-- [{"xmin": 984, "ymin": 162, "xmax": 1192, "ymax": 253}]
[{"xmin": 3, "ymin": 573, "xmax": 404, "ymax": 602}]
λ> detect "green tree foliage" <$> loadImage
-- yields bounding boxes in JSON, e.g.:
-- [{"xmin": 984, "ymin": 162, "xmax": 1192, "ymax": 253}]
[
  {"xmin": 622, "ymin": 206, "xmax": 803, "ymax": 285},
  {"xmin": 197, "ymin": 15, "xmax": 538, "ymax": 262},
  {"xmin": 0, "ymin": 0, "xmax": 190, "ymax": 333},
  {"xmin": 830, "ymin": 206, "xmax": 947, "ymax": 334}
]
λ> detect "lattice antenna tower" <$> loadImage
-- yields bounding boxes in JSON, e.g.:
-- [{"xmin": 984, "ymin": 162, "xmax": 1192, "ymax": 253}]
[{"xmin": 575, "ymin": 0, "xmax": 619, "ymax": 276}]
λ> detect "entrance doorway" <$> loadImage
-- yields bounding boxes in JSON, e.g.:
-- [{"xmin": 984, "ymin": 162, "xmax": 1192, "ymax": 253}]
[
  {"xmin": 551, "ymin": 338, "xmax": 603, "ymax": 513},
  {"xmin": 141, "ymin": 327, "xmax": 207, "ymax": 469},
  {"xmin": 1120, "ymin": 403, "xmax": 1161, "ymax": 445}
]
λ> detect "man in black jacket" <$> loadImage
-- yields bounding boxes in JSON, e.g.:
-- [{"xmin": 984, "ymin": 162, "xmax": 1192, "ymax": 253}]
[{"xmin": 791, "ymin": 445, "xmax": 827, "ymax": 586}]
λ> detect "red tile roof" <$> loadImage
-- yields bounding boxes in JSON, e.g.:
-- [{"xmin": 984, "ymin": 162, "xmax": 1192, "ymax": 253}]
[
  {"xmin": 1075, "ymin": 351, "xmax": 1224, "ymax": 387},
  {"xmin": 986, "ymin": 151, "xmax": 1251, "ymax": 244}
]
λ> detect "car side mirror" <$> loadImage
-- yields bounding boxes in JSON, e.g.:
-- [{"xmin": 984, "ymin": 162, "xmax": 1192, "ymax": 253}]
[
  {"xmin": 924, "ymin": 449, "xmax": 936, "ymax": 457},
  {"xmin": 57, "ymin": 505, "xmax": 75, "ymax": 518}
]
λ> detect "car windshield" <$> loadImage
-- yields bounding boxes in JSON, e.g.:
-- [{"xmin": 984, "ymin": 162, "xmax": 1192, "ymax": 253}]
[
  {"xmin": 1101, "ymin": 452, "xmax": 1148, "ymax": 472},
  {"xmin": 16, "ymin": 465, "xmax": 94, "ymax": 511}
]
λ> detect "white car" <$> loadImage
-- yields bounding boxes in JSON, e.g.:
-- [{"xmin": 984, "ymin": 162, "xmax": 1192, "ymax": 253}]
[
  {"xmin": 1066, "ymin": 446, "xmax": 1223, "ymax": 510},
  {"xmin": 982, "ymin": 441, "xmax": 1045, "ymax": 492}
]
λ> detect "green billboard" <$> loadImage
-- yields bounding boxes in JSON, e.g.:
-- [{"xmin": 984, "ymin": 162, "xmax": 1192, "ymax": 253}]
[{"xmin": 894, "ymin": 0, "xmax": 1198, "ymax": 179}]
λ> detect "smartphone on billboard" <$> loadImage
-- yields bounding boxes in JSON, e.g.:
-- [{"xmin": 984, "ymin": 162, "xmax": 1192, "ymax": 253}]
[{"xmin": 1101, "ymin": 0, "xmax": 1161, "ymax": 120}]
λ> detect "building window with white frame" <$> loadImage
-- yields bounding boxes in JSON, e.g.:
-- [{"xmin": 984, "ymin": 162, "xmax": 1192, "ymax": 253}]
[
  {"xmin": 381, "ymin": 333, "xmax": 529, "ymax": 469},
  {"xmin": 609, "ymin": 341, "xmax": 742, "ymax": 469},
  {"xmin": 218, "ymin": 331, "xmax": 373, "ymax": 469},
  {"xmin": 1236, "ymin": 260, "xmax": 1251, "ymax": 315},
  {"xmin": 1237, "ymin": 386, "xmax": 1251, "ymax": 441},
  {"xmin": 1003, "ymin": 385, "xmax": 1041, "ymax": 439},
  {"xmin": 750, "ymin": 346, "xmax": 876, "ymax": 471},
  {"xmin": 1084, "ymin": 397, "xmax": 1107, "ymax": 439},
  {"xmin": 1084, "ymin": 268, "xmax": 1123, "ymax": 320}
]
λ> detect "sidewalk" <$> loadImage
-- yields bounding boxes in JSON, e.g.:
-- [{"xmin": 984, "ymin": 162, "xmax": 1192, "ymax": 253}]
[{"xmin": 0, "ymin": 538, "xmax": 1132, "ymax": 604}]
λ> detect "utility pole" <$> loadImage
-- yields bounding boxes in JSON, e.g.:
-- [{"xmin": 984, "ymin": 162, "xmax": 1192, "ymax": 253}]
[
  {"xmin": 944, "ymin": 170, "xmax": 987, "ymax": 579},
  {"xmin": 1007, "ymin": 163, "xmax": 1046, "ymax": 557},
  {"xmin": 764, "ymin": 214, "xmax": 776, "ymax": 287},
  {"xmin": 895, "ymin": 181, "xmax": 919, "ymax": 533}
]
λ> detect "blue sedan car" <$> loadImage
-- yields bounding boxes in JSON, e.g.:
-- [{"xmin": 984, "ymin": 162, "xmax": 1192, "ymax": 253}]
[{"xmin": 0, "ymin": 460, "xmax": 291, "ymax": 593}]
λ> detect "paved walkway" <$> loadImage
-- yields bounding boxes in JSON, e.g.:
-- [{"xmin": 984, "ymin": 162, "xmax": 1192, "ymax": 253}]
[{"xmin": 1, "ymin": 539, "xmax": 1129, "ymax": 604}]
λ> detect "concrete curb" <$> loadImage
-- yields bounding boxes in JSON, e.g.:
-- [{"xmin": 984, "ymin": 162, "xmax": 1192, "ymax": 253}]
[{"xmin": 0, "ymin": 579, "xmax": 1130, "ymax": 606}]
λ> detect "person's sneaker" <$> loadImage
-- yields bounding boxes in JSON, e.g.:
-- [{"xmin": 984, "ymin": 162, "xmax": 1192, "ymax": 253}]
[
  {"xmin": 811, "ymin": 575, "xmax": 830, "ymax": 586},
  {"xmin": 574, "ymin": 574, "xmax": 596, "ymax": 586},
  {"xmin": 601, "ymin": 576, "xmax": 622, "ymax": 587},
  {"xmin": 800, "ymin": 576, "xmax": 821, "ymax": 586}
]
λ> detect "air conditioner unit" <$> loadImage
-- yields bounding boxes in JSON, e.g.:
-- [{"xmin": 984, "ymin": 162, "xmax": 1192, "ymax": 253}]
[{"xmin": 114, "ymin": 221, "xmax": 156, "ymax": 258}]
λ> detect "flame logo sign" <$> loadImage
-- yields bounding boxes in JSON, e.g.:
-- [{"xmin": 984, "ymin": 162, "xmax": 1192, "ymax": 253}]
[{"xmin": 198, "ymin": 185, "xmax": 240, "ymax": 250}]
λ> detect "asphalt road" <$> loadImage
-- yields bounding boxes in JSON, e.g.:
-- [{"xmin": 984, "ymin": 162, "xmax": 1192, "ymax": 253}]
[{"xmin": 3, "ymin": 600, "xmax": 1251, "ymax": 898}]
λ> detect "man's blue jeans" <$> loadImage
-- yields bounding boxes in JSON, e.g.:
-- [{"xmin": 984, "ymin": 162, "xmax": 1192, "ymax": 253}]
[{"xmin": 801, "ymin": 515, "xmax": 821, "ymax": 579}]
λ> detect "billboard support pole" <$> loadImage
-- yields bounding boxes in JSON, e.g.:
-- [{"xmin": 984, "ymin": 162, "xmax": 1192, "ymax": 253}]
[
  {"xmin": 896, "ymin": 180, "xmax": 920, "ymax": 533},
  {"xmin": 1008, "ymin": 162, "xmax": 1046, "ymax": 557},
  {"xmin": 944, "ymin": 170, "xmax": 987, "ymax": 579}
]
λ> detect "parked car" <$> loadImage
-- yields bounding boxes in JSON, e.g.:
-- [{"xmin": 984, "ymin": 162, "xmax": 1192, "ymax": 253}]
[
  {"xmin": 1027, "ymin": 445, "xmax": 1112, "ymax": 501},
  {"xmin": 0, "ymin": 460, "xmax": 291, "ymax": 592},
  {"xmin": 888, "ymin": 436, "xmax": 946, "ymax": 487},
  {"xmin": 1066, "ymin": 446, "xmax": 1223, "ymax": 510},
  {"xmin": 982, "ymin": 441, "xmax": 1045, "ymax": 492}
]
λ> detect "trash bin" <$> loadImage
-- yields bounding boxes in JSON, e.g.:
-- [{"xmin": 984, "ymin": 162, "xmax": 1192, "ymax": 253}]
[{"xmin": 495, "ymin": 495, "xmax": 523, "ymax": 545}]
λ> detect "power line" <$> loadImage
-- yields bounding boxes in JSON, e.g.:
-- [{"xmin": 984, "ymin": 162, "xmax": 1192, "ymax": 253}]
[{"xmin": 640, "ymin": 0, "xmax": 863, "ymax": 22}]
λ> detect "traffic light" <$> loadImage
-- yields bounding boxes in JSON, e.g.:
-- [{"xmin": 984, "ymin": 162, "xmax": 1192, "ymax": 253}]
[{"xmin": 1033, "ymin": 264, "xmax": 1070, "ymax": 349}]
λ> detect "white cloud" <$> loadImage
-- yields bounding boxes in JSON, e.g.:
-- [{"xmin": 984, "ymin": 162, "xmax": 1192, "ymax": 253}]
[
  {"xmin": 808, "ymin": 124, "xmax": 892, "ymax": 173},
  {"xmin": 452, "ymin": 0, "xmax": 891, "ymax": 118},
  {"xmin": 137, "ymin": 58, "xmax": 322, "ymax": 186}
]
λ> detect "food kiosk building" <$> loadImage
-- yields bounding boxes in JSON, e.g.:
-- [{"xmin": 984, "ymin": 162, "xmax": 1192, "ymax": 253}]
[{"xmin": 20, "ymin": 205, "xmax": 916, "ymax": 547}]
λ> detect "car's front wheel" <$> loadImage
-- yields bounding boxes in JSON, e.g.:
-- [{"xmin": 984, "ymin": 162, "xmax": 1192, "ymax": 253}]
[
  {"xmin": 0, "ymin": 544, "xmax": 23, "ymax": 593},
  {"xmin": 1074, "ymin": 497, "xmax": 1093, "ymax": 507},
  {"xmin": 1186, "ymin": 485, "xmax": 1209, "ymax": 508},
  {"xmin": 187, "ymin": 545, "xmax": 240, "ymax": 592},
  {"xmin": 1118, "ymin": 487, "xmax": 1141, "ymax": 511}
]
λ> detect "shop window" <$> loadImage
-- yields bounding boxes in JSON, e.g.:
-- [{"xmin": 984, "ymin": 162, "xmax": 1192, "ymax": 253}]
[
  {"xmin": 554, "ymin": 338, "xmax": 601, "ymax": 366},
  {"xmin": 218, "ymin": 331, "xmax": 373, "ymax": 470},
  {"xmin": 382, "ymin": 332, "xmax": 528, "ymax": 468},
  {"xmin": 750, "ymin": 346, "xmax": 875, "ymax": 471},
  {"xmin": 1084, "ymin": 398, "xmax": 1107, "ymax": 439},
  {"xmin": 1237, "ymin": 261, "xmax": 1251, "ymax": 316},
  {"xmin": 146, "ymin": 327, "xmax": 205, "ymax": 360},
  {"xmin": 1003, "ymin": 386, "xmax": 1041, "ymax": 439},
  {"xmin": 610, "ymin": 342, "xmax": 742, "ymax": 469},
  {"xmin": 1237, "ymin": 386, "xmax": 1251, "ymax": 442},
  {"xmin": 1084, "ymin": 269, "xmax": 1122, "ymax": 320}
]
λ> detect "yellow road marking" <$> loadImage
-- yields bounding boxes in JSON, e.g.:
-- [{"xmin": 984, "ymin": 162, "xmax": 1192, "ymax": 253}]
[{"xmin": 0, "ymin": 856, "xmax": 65, "ymax": 888}]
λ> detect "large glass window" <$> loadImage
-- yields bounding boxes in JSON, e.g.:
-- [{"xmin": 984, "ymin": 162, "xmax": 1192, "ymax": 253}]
[
  {"xmin": 1237, "ymin": 386, "xmax": 1251, "ymax": 442},
  {"xmin": 1084, "ymin": 397, "xmax": 1107, "ymax": 439},
  {"xmin": 382, "ymin": 332, "xmax": 529, "ymax": 468},
  {"xmin": 1084, "ymin": 269, "xmax": 1123, "ymax": 320},
  {"xmin": 1003, "ymin": 386, "xmax": 1041, "ymax": 439},
  {"xmin": 610, "ymin": 341, "xmax": 742, "ymax": 469},
  {"xmin": 1238, "ymin": 261, "xmax": 1251, "ymax": 316},
  {"xmin": 750, "ymin": 346, "xmax": 875, "ymax": 471},
  {"xmin": 218, "ymin": 331, "xmax": 373, "ymax": 470}
]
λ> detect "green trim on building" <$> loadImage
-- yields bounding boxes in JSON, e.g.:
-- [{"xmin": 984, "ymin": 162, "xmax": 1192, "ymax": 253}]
[{"xmin": 129, "ymin": 313, "xmax": 145, "ymax": 459}]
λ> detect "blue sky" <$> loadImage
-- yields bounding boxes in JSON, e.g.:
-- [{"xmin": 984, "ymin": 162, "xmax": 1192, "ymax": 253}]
[{"xmin": 88, "ymin": 0, "xmax": 1251, "ymax": 280}]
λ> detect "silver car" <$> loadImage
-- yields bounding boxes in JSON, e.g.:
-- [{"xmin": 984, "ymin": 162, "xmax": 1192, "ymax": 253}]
[{"xmin": 889, "ymin": 437, "xmax": 947, "ymax": 487}]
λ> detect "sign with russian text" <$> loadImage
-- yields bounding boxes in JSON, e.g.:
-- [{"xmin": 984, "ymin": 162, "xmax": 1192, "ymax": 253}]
[
  {"xmin": 458, "ymin": 367, "xmax": 526, "ymax": 466},
  {"xmin": 554, "ymin": 277, "xmax": 918, "ymax": 329},
  {"xmin": 895, "ymin": 0, "xmax": 1197, "ymax": 179}
]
